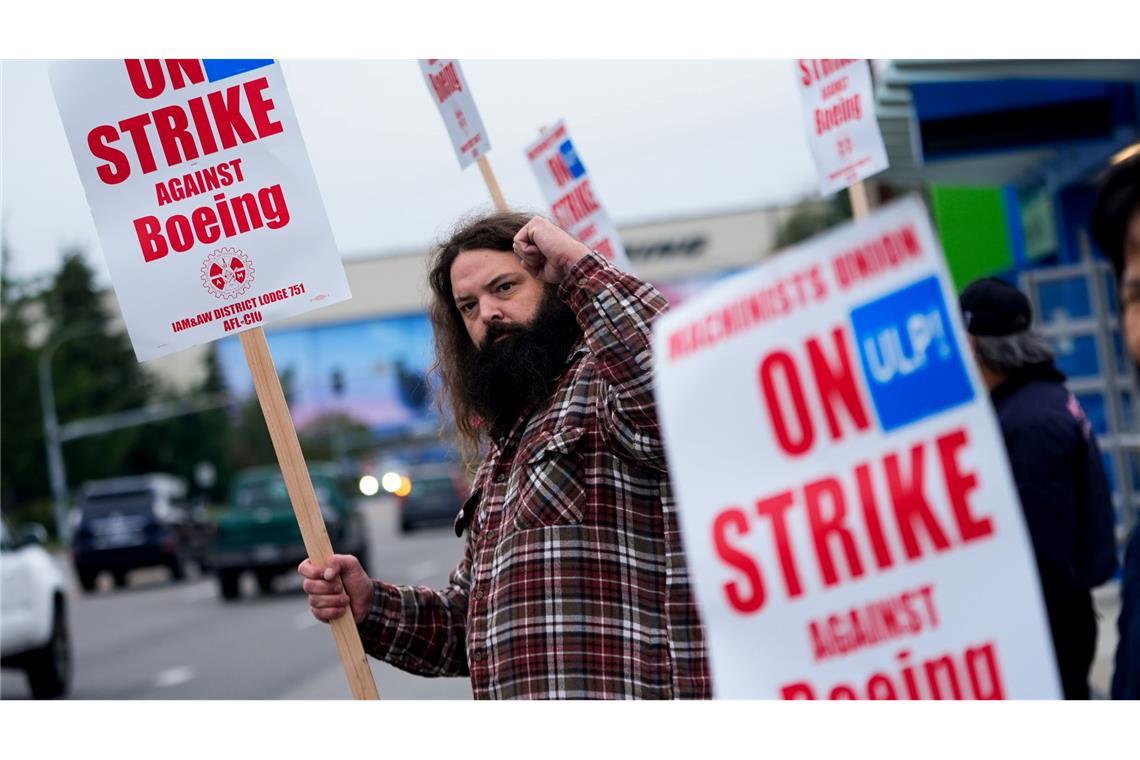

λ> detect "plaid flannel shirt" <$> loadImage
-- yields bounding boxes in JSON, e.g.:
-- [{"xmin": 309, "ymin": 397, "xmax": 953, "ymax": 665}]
[{"xmin": 358, "ymin": 251, "xmax": 712, "ymax": 699}]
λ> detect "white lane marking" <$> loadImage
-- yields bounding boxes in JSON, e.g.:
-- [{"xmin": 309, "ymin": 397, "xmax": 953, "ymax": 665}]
[
  {"xmin": 294, "ymin": 611, "xmax": 321, "ymax": 630},
  {"xmin": 154, "ymin": 666, "xmax": 195, "ymax": 688},
  {"xmin": 408, "ymin": 561, "xmax": 441, "ymax": 582}
]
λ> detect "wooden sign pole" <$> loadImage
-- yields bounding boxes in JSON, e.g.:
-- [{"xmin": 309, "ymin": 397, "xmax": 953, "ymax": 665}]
[
  {"xmin": 850, "ymin": 180, "xmax": 873, "ymax": 221},
  {"xmin": 239, "ymin": 326, "xmax": 380, "ymax": 700},
  {"xmin": 477, "ymin": 155, "xmax": 509, "ymax": 212}
]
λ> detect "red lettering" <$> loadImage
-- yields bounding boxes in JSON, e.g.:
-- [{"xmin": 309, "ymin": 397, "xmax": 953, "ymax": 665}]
[
  {"xmin": 805, "ymin": 477, "xmax": 864, "ymax": 587},
  {"xmin": 87, "ymin": 125, "xmax": 130, "ymax": 185},
  {"xmin": 781, "ymin": 682, "xmax": 814, "ymax": 699},
  {"xmin": 187, "ymin": 96, "xmax": 219, "ymax": 155},
  {"xmin": 134, "ymin": 216, "xmax": 167, "ymax": 262},
  {"xmin": 755, "ymin": 491, "xmax": 803, "ymax": 598},
  {"xmin": 866, "ymin": 674, "xmax": 898, "ymax": 700},
  {"xmin": 854, "ymin": 462, "xmax": 893, "ymax": 570},
  {"xmin": 167, "ymin": 214, "xmax": 194, "ymax": 253},
  {"xmin": 429, "ymin": 62, "xmax": 463, "ymax": 102},
  {"xmin": 207, "ymin": 86, "xmax": 257, "ymax": 150},
  {"xmin": 117, "ymin": 113, "xmax": 157, "ymax": 174},
  {"xmin": 778, "ymin": 639, "xmax": 1005, "ymax": 700},
  {"xmin": 807, "ymin": 327, "xmax": 871, "ymax": 442},
  {"xmin": 965, "ymin": 642, "xmax": 1005, "ymax": 699},
  {"xmin": 244, "ymin": 77, "xmax": 284, "ymax": 139},
  {"xmin": 191, "ymin": 207, "xmax": 221, "ymax": 244},
  {"xmin": 152, "ymin": 105, "xmax": 199, "ymax": 166},
  {"xmin": 164, "ymin": 59, "xmax": 205, "ymax": 89},
  {"xmin": 551, "ymin": 181, "xmax": 601, "ymax": 228},
  {"xmin": 923, "ymin": 655, "xmax": 963, "ymax": 699},
  {"xmin": 936, "ymin": 429, "xmax": 994, "ymax": 543},
  {"xmin": 125, "ymin": 59, "xmax": 166, "ymax": 99},
  {"xmin": 548, "ymin": 155, "xmax": 574, "ymax": 188},
  {"xmin": 759, "ymin": 351, "xmax": 814, "ymax": 456},
  {"xmin": 713, "ymin": 508, "xmax": 766, "ymax": 614},
  {"xmin": 884, "ymin": 443, "xmax": 952, "ymax": 560}
]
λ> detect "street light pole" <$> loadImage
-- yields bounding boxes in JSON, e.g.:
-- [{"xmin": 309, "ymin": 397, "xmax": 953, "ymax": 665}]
[{"xmin": 37, "ymin": 323, "xmax": 100, "ymax": 544}]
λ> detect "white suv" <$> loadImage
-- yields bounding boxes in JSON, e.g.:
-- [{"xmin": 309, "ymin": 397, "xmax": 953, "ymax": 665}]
[{"xmin": 1, "ymin": 516, "xmax": 72, "ymax": 698}]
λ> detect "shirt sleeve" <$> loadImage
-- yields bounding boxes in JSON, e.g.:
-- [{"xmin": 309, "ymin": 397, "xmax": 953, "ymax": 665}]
[
  {"xmin": 1076, "ymin": 423, "xmax": 1119, "ymax": 588},
  {"xmin": 558, "ymin": 251, "xmax": 670, "ymax": 471},
  {"xmin": 357, "ymin": 538, "xmax": 472, "ymax": 678}
]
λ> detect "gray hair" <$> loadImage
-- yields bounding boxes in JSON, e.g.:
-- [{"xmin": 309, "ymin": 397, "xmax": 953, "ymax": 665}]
[{"xmin": 973, "ymin": 329, "xmax": 1055, "ymax": 375}]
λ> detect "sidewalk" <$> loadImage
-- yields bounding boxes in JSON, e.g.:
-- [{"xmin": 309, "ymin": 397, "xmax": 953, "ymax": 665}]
[{"xmin": 275, "ymin": 658, "xmax": 472, "ymax": 700}]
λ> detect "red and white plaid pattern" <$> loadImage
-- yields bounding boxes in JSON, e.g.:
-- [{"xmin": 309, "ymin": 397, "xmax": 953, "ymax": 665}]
[{"xmin": 358, "ymin": 252, "xmax": 712, "ymax": 699}]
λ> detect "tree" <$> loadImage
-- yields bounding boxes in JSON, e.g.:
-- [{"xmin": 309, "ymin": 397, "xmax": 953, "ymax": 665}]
[
  {"xmin": 299, "ymin": 410, "xmax": 373, "ymax": 464},
  {"xmin": 774, "ymin": 191, "xmax": 853, "ymax": 250},
  {"xmin": 43, "ymin": 250, "xmax": 154, "ymax": 489},
  {"xmin": 129, "ymin": 347, "xmax": 235, "ymax": 503},
  {"xmin": 0, "ymin": 241, "xmax": 48, "ymax": 515},
  {"xmin": 226, "ymin": 366, "xmax": 298, "ymax": 472}
]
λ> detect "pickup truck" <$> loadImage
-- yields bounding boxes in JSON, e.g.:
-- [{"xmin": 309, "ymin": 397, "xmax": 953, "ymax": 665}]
[{"xmin": 206, "ymin": 464, "xmax": 371, "ymax": 600}]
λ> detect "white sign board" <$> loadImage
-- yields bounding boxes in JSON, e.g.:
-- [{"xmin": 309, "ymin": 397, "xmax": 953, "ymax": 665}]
[
  {"xmin": 795, "ymin": 59, "xmax": 889, "ymax": 196},
  {"xmin": 652, "ymin": 196, "xmax": 1061, "ymax": 699},
  {"xmin": 419, "ymin": 59, "xmax": 490, "ymax": 169},
  {"xmin": 524, "ymin": 120, "xmax": 633, "ymax": 273},
  {"xmin": 50, "ymin": 59, "xmax": 351, "ymax": 361}
]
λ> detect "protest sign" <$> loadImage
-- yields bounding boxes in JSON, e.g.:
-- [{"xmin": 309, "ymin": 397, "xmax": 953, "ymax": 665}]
[
  {"xmin": 50, "ymin": 59, "xmax": 351, "ymax": 362},
  {"xmin": 525, "ymin": 120, "xmax": 633, "ymax": 272},
  {"xmin": 51, "ymin": 59, "xmax": 376, "ymax": 700},
  {"xmin": 795, "ymin": 59, "xmax": 889, "ymax": 197},
  {"xmin": 652, "ymin": 196, "xmax": 1061, "ymax": 699},
  {"xmin": 420, "ymin": 59, "xmax": 491, "ymax": 171}
]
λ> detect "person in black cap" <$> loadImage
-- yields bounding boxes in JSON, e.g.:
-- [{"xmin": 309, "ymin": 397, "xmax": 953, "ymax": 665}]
[
  {"xmin": 1091, "ymin": 151, "xmax": 1140, "ymax": 700},
  {"xmin": 961, "ymin": 276, "xmax": 1118, "ymax": 699}
]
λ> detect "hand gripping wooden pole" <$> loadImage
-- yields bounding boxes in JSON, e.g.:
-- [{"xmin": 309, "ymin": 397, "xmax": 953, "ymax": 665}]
[
  {"xmin": 477, "ymin": 155, "xmax": 509, "ymax": 212},
  {"xmin": 239, "ymin": 326, "xmax": 380, "ymax": 700}
]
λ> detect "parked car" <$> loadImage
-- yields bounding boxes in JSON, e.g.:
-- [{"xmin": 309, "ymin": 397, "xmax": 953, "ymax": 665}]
[
  {"xmin": 398, "ymin": 463, "xmax": 468, "ymax": 534},
  {"xmin": 1, "ymin": 517, "xmax": 72, "ymax": 698},
  {"xmin": 207, "ymin": 463, "xmax": 370, "ymax": 601},
  {"xmin": 71, "ymin": 473, "xmax": 209, "ymax": 592}
]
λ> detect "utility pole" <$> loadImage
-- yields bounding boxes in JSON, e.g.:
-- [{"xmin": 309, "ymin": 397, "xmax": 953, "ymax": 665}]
[{"xmin": 37, "ymin": 323, "xmax": 101, "ymax": 543}]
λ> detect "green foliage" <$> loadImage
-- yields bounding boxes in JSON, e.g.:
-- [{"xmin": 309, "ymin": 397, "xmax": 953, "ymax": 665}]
[
  {"xmin": 226, "ymin": 367, "xmax": 297, "ymax": 473},
  {"xmin": 1, "ymin": 246, "xmax": 242, "ymax": 524},
  {"xmin": 299, "ymin": 411, "xmax": 373, "ymax": 464},
  {"xmin": 44, "ymin": 251, "xmax": 154, "ymax": 488},
  {"xmin": 774, "ymin": 192, "xmax": 853, "ymax": 250},
  {"xmin": 0, "ymin": 252, "xmax": 47, "ymax": 509}
]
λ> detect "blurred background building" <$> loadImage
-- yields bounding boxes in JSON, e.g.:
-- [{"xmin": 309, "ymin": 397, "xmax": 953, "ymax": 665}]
[
  {"xmin": 870, "ymin": 59, "xmax": 1140, "ymax": 544},
  {"xmin": 4, "ymin": 59, "xmax": 1139, "ymax": 551}
]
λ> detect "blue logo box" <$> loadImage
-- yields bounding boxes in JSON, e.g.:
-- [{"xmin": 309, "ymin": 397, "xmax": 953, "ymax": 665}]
[
  {"xmin": 849, "ymin": 275, "xmax": 974, "ymax": 431},
  {"xmin": 558, "ymin": 139, "xmax": 586, "ymax": 179},
  {"xmin": 202, "ymin": 60, "xmax": 274, "ymax": 83}
]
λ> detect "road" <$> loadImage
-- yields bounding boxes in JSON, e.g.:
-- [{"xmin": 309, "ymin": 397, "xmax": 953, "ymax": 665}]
[
  {"xmin": 1, "ymin": 491, "xmax": 1128, "ymax": 699},
  {"xmin": 0, "ymin": 495, "xmax": 472, "ymax": 700}
]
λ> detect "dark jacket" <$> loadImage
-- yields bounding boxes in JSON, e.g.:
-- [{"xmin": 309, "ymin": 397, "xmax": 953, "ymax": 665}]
[
  {"xmin": 1112, "ymin": 526, "xmax": 1139, "ymax": 699},
  {"xmin": 991, "ymin": 361, "xmax": 1119, "ymax": 698}
]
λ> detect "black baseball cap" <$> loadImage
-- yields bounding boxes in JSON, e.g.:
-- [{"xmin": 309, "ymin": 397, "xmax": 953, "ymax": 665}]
[
  {"xmin": 1090, "ymin": 152, "xmax": 1140, "ymax": 278},
  {"xmin": 959, "ymin": 277, "xmax": 1032, "ymax": 337}
]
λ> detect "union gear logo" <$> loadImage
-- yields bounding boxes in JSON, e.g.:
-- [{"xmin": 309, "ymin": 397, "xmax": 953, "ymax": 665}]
[{"xmin": 201, "ymin": 247, "xmax": 254, "ymax": 299}]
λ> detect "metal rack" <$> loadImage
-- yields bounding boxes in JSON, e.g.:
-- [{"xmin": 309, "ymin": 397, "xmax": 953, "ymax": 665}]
[{"xmin": 1019, "ymin": 252, "xmax": 1139, "ymax": 543}]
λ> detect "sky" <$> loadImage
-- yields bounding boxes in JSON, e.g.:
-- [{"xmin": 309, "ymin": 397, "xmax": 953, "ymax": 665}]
[{"xmin": 1, "ymin": 58, "xmax": 820, "ymax": 288}]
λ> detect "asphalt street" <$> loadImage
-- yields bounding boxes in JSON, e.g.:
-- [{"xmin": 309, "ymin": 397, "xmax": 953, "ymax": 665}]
[
  {"xmin": 1, "ymin": 493, "xmax": 1126, "ymax": 699},
  {"xmin": 0, "ymin": 495, "xmax": 472, "ymax": 700}
]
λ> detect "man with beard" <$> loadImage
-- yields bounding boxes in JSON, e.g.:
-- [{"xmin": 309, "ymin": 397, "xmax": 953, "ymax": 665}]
[{"xmin": 298, "ymin": 212, "xmax": 711, "ymax": 699}]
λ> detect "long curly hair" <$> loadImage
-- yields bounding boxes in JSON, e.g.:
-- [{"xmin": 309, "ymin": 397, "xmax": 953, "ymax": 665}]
[{"xmin": 427, "ymin": 210, "xmax": 535, "ymax": 463}]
